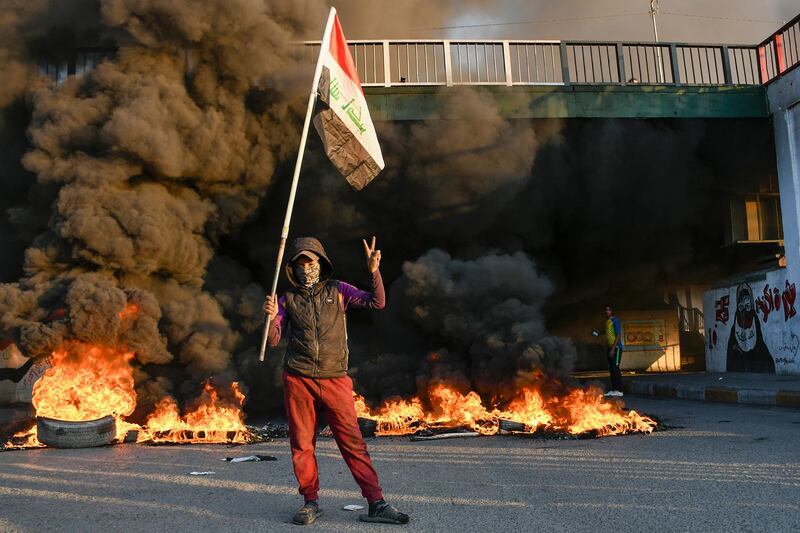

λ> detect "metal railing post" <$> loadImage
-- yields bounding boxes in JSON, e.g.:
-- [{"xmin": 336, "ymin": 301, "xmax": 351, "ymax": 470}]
[
  {"xmin": 720, "ymin": 45, "xmax": 732, "ymax": 85},
  {"xmin": 758, "ymin": 44, "xmax": 768, "ymax": 84},
  {"xmin": 502, "ymin": 41, "xmax": 513, "ymax": 85},
  {"xmin": 775, "ymin": 34, "xmax": 787, "ymax": 74},
  {"xmin": 616, "ymin": 43, "xmax": 626, "ymax": 84},
  {"xmin": 670, "ymin": 44, "xmax": 680, "ymax": 85},
  {"xmin": 443, "ymin": 40, "xmax": 453, "ymax": 87},
  {"xmin": 656, "ymin": 46, "xmax": 665, "ymax": 83},
  {"xmin": 559, "ymin": 42, "xmax": 571, "ymax": 85},
  {"xmin": 382, "ymin": 41, "xmax": 391, "ymax": 87}
]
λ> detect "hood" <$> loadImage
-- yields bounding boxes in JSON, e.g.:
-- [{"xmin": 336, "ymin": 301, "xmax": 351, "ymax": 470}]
[{"xmin": 285, "ymin": 237, "xmax": 334, "ymax": 288}]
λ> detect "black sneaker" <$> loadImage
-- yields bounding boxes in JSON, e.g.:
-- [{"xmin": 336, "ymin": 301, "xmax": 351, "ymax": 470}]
[
  {"xmin": 359, "ymin": 499, "xmax": 410, "ymax": 524},
  {"xmin": 292, "ymin": 501, "xmax": 323, "ymax": 525}
]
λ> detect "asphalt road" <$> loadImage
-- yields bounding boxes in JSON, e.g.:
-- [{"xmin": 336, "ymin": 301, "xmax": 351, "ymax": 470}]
[{"xmin": 0, "ymin": 397, "xmax": 799, "ymax": 532}]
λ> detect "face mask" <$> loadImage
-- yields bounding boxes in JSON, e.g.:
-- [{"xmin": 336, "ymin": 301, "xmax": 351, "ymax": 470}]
[{"xmin": 294, "ymin": 261, "xmax": 321, "ymax": 289}]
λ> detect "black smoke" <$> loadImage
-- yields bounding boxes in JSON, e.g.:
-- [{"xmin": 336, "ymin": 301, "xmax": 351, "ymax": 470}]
[{"xmin": 0, "ymin": 1, "xmax": 780, "ymax": 414}]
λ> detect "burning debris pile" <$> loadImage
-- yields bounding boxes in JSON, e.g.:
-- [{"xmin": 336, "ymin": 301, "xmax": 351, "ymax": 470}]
[
  {"xmin": 144, "ymin": 381, "xmax": 249, "ymax": 445},
  {"xmin": 5, "ymin": 340, "xmax": 253, "ymax": 449},
  {"xmin": 355, "ymin": 382, "xmax": 656, "ymax": 438},
  {"xmin": 352, "ymin": 250, "xmax": 657, "ymax": 439}
]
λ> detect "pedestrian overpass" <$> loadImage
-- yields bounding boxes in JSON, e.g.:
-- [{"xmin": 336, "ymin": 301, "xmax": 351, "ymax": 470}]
[{"xmin": 306, "ymin": 12, "xmax": 800, "ymax": 120}]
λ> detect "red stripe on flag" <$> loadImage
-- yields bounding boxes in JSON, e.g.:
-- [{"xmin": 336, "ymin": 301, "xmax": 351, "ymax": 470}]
[{"xmin": 328, "ymin": 15, "xmax": 363, "ymax": 92}]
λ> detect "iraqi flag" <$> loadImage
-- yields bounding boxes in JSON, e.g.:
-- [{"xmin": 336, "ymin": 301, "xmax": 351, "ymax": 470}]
[{"xmin": 313, "ymin": 14, "xmax": 384, "ymax": 190}]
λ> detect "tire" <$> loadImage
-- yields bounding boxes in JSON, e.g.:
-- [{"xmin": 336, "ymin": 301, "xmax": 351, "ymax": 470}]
[
  {"xmin": 357, "ymin": 417, "xmax": 377, "ymax": 438},
  {"xmin": 37, "ymin": 415, "xmax": 116, "ymax": 448}
]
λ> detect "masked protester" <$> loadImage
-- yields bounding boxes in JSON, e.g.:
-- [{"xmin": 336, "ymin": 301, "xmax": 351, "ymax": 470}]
[{"xmin": 263, "ymin": 236, "xmax": 409, "ymax": 526}]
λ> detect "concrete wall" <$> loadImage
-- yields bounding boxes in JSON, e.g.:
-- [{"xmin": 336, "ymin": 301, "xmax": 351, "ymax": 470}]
[
  {"xmin": 366, "ymin": 85, "xmax": 769, "ymax": 121},
  {"xmin": 704, "ymin": 267, "xmax": 800, "ymax": 375},
  {"xmin": 617, "ymin": 309, "xmax": 681, "ymax": 372},
  {"xmin": 768, "ymin": 66, "xmax": 800, "ymax": 282}
]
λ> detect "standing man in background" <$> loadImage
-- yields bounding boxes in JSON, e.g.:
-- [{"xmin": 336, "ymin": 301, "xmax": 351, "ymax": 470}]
[{"xmin": 604, "ymin": 304, "xmax": 625, "ymax": 397}]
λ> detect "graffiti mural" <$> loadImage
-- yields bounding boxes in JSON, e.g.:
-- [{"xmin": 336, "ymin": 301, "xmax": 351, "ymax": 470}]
[
  {"xmin": 727, "ymin": 283, "xmax": 774, "ymax": 372},
  {"xmin": 704, "ymin": 268, "xmax": 800, "ymax": 375},
  {"xmin": 754, "ymin": 281, "xmax": 797, "ymax": 322},
  {"xmin": 715, "ymin": 295, "xmax": 730, "ymax": 324},
  {"xmin": 775, "ymin": 331, "xmax": 800, "ymax": 365}
]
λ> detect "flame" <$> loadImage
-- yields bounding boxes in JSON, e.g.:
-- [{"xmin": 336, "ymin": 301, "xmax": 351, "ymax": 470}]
[
  {"xmin": 497, "ymin": 387, "xmax": 553, "ymax": 431},
  {"xmin": 3, "ymin": 339, "xmax": 252, "ymax": 449},
  {"xmin": 559, "ymin": 387, "xmax": 656, "ymax": 436},
  {"xmin": 356, "ymin": 382, "xmax": 656, "ymax": 437},
  {"xmin": 6, "ymin": 426, "xmax": 42, "ymax": 448},
  {"xmin": 425, "ymin": 385, "xmax": 499, "ymax": 435},
  {"xmin": 140, "ymin": 381, "xmax": 250, "ymax": 444},
  {"xmin": 118, "ymin": 303, "xmax": 140, "ymax": 320},
  {"xmin": 27, "ymin": 342, "xmax": 138, "ymax": 442},
  {"xmin": 33, "ymin": 343, "xmax": 137, "ymax": 422},
  {"xmin": 355, "ymin": 394, "xmax": 425, "ymax": 435}
]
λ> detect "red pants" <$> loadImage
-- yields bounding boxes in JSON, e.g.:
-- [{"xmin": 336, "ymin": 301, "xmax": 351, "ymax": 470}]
[{"xmin": 283, "ymin": 371, "xmax": 383, "ymax": 503}]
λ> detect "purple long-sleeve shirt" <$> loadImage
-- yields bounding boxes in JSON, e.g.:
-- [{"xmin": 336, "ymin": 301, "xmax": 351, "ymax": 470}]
[{"xmin": 267, "ymin": 270, "xmax": 385, "ymax": 346}]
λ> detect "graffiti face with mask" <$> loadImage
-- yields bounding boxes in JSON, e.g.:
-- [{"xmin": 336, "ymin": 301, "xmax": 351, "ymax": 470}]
[
  {"xmin": 735, "ymin": 287, "xmax": 757, "ymax": 351},
  {"xmin": 727, "ymin": 283, "xmax": 775, "ymax": 373}
]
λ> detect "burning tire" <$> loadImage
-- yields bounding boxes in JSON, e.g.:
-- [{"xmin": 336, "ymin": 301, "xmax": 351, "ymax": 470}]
[
  {"xmin": 357, "ymin": 417, "xmax": 377, "ymax": 438},
  {"xmin": 37, "ymin": 415, "xmax": 116, "ymax": 448}
]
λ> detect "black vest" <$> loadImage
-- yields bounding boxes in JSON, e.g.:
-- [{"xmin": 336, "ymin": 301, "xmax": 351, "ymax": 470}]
[{"xmin": 283, "ymin": 280, "xmax": 349, "ymax": 378}]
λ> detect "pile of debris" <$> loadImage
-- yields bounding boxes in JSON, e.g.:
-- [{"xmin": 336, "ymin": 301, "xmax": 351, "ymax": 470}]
[
  {"xmin": 245, "ymin": 422, "xmax": 290, "ymax": 441},
  {"xmin": 354, "ymin": 384, "xmax": 659, "ymax": 439}
]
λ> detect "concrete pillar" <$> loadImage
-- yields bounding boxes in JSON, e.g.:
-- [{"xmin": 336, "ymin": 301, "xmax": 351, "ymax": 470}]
[{"xmin": 768, "ymin": 67, "xmax": 800, "ymax": 281}]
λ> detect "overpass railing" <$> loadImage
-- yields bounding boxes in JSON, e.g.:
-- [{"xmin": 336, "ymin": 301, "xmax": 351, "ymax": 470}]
[
  {"xmin": 758, "ymin": 12, "xmax": 800, "ymax": 84},
  {"xmin": 38, "ymin": 12, "xmax": 800, "ymax": 88},
  {"xmin": 305, "ymin": 39, "xmax": 762, "ymax": 87}
]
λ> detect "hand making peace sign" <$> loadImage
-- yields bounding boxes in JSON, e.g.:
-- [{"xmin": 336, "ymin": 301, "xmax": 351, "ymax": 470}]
[{"xmin": 362, "ymin": 236, "xmax": 381, "ymax": 273}]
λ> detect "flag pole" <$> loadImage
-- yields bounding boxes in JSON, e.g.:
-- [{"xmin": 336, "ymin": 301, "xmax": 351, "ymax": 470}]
[{"xmin": 259, "ymin": 6, "xmax": 337, "ymax": 362}]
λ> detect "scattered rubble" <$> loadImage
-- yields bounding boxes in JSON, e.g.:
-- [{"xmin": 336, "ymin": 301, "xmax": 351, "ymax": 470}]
[
  {"xmin": 410, "ymin": 430, "xmax": 480, "ymax": 441},
  {"xmin": 222, "ymin": 455, "xmax": 277, "ymax": 463},
  {"xmin": 343, "ymin": 505, "xmax": 365, "ymax": 511},
  {"xmin": 246, "ymin": 422, "xmax": 289, "ymax": 440}
]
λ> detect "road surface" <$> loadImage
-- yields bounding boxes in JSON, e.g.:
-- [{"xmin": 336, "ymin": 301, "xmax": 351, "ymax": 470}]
[{"xmin": 0, "ymin": 397, "xmax": 798, "ymax": 532}]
